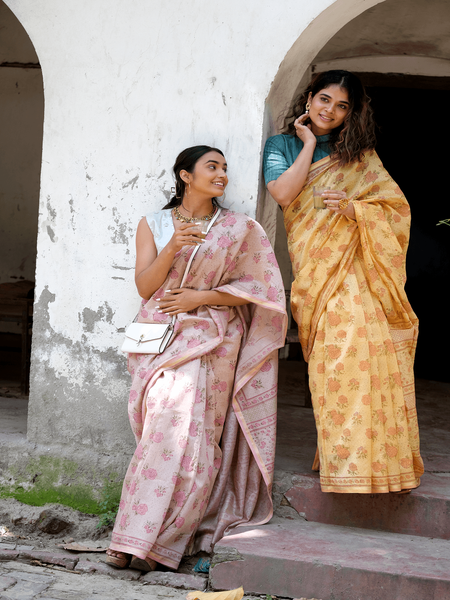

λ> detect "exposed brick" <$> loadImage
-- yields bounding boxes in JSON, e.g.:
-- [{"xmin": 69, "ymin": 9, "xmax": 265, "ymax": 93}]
[{"xmin": 0, "ymin": 549, "xmax": 19, "ymax": 561}]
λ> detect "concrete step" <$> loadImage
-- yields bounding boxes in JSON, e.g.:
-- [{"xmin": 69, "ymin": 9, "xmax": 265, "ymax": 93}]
[
  {"xmin": 210, "ymin": 520, "xmax": 450, "ymax": 600},
  {"xmin": 282, "ymin": 471, "xmax": 450, "ymax": 539}
]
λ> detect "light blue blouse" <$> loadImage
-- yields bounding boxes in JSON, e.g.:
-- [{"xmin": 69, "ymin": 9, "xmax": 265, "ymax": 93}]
[
  {"xmin": 263, "ymin": 133, "xmax": 331, "ymax": 184},
  {"xmin": 146, "ymin": 210, "xmax": 174, "ymax": 254}
]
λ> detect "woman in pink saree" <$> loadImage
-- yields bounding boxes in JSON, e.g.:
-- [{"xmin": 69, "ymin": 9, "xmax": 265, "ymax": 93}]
[{"xmin": 106, "ymin": 146, "xmax": 287, "ymax": 571}]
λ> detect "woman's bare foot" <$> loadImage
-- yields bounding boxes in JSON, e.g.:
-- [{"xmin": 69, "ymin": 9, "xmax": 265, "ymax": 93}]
[
  {"xmin": 106, "ymin": 549, "xmax": 131, "ymax": 568},
  {"xmin": 130, "ymin": 555, "xmax": 157, "ymax": 572}
]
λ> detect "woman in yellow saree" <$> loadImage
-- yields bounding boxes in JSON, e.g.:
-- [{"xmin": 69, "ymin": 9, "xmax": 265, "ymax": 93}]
[{"xmin": 263, "ymin": 70, "xmax": 423, "ymax": 493}]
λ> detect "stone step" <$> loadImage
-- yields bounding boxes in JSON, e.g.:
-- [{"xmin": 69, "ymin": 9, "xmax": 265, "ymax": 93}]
[
  {"xmin": 282, "ymin": 471, "xmax": 450, "ymax": 539},
  {"xmin": 210, "ymin": 520, "xmax": 450, "ymax": 600}
]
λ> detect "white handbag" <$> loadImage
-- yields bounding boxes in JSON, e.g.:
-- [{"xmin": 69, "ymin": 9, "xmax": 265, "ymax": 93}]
[
  {"xmin": 121, "ymin": 320, "xmax": 176, "ymax": 354},
  {"xmin": 121, "ymin": 207, "xmax": 222, "ymax": 354}
]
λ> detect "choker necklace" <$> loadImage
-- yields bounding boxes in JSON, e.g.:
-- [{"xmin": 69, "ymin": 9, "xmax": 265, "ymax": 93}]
[{"xmin": 173, "ymin": 204, "xmax": 217, "ymax": 223}]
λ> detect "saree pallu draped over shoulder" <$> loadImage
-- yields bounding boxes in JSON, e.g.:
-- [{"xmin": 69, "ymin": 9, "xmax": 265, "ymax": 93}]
[
  {"xmin": 284, "ymin": 151, "xmax": 424, "ymax": 493},
  {"xmin": 110, "ymin": 209, "xmax": 287, "ymax": 568}
]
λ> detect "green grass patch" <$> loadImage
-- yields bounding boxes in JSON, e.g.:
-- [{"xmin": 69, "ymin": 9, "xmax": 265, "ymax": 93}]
[
  {"xmin": 0, "ymin": 484, "xmax": 100, "ymax": 514},
  {"xmin": 96, "ymin": 479, "xmax": 122, "ymax": 528},
  {"xmin": 0, "ymin": 454, "xmax": 123, "ymax": 518}
]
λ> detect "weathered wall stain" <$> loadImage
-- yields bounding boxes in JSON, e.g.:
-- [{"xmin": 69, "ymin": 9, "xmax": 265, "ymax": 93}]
[
  {"xmin": 40, "ymin": 196, "xmax": 59, "ymax": 243},
  {"xmin": 122, "ymin": 175, "xmax": 139, "ymax": 189},
  {"xmin": 108, "ymin": 207, "xmax": 132, "ymax": 245},
  {"xmin": 46, "ymin": 196, "xmax": 57, "ymax": 220},
  {"xmin": 29, "ymin": 287, "xmax": 134, "ymax": 453},
  {"xmin": 80, "ymin": 302, "xmax": 115, "ymax": 333},
  {"xmin": 46, "ymin": 225, "xmax": 55, "ymax": 242}
]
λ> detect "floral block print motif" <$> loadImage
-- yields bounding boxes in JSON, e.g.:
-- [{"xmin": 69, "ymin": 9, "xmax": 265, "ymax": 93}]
[
  {"xmin": 285, "ymin": 151, "xmax": 423, "ymax": 493},
  {"xmin": 110, "ymin": 210, "xmax": 287, "ymax": 568}
]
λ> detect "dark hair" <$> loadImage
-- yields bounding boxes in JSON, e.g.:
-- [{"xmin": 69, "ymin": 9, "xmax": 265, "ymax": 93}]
[
  {"xmin": 162, "ymin": 145, "xmax": 225, "ymax": 209},
  {"xmin": 281, "ymin": 70, "xmax": 376, "ymax": 165}
]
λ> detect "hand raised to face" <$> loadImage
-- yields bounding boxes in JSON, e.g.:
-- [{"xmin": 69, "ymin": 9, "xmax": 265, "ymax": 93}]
[{"xmin": 293, "ymin": 113, "xmax": 317, "ymax": 146}]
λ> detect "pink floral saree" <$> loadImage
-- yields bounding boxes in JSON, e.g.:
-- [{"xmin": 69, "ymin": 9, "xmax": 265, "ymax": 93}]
[{"xmin": 110, "ymin": 209, "xmax": 287, "ymax": 568}]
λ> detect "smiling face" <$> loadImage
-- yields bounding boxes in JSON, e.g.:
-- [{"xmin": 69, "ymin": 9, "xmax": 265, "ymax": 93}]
[
  {"xmin": 186, "ymin": 151, "xmax": 228, "ymax": 198},
  {"xmin": 308, "ymin": 84, "xmax": 350, "ymax": 136}
]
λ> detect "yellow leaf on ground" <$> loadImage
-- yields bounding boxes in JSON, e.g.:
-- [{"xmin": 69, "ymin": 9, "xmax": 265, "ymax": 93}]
[{"xmin": 186, "ymin": 586, "xmax": 244, "ymax": 600}]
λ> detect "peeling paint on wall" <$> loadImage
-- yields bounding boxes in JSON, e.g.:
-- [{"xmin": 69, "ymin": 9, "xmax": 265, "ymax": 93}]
[
  {"xmin": 46, "ymin": 225, "xmax": 55, "ymax": 242},
  {"xmin": 28, "ymin": 287, "xmax": 133, "ymax": 452},
  {"xmin": 79, "ymin": 302, "xmax": 115, "ymax": 333},
  {"xmin": 122, "ymin": 175, "xmax": 139, "ymax": 189},
  {"xmin": 108, "ymin": 207, "xmax": 131, "ymax": 245}
]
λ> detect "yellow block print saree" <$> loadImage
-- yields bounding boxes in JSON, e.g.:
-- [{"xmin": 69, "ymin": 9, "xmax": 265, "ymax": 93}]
[{"xmin": 284, "ymin": 151, "xmax": 424, "ymax": 493}]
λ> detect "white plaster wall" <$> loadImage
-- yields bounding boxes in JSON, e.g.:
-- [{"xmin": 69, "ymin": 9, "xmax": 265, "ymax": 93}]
[{"xmin": 4, "ymin": 0, "xmax": 386, "ymax": 456}]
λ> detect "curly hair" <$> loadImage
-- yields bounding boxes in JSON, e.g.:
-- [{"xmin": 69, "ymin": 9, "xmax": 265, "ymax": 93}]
[
  {"xmin": 281, "ymin": 70, "xmax": 376, "ymax": 165},
  {"xmin": 162, "ymin": 145, "xmax": 224, "ymax": 210}
]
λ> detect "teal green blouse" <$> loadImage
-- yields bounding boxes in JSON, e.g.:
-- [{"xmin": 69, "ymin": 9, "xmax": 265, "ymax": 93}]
[{"xmin": 263, "ymin": 133, "xmax": 331, "ymax": 184}]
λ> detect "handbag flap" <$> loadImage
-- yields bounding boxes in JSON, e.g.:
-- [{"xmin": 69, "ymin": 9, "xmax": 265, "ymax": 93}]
[{"xmin": 125, "ymin": 322, "xmax": 172, "ymax": 343}]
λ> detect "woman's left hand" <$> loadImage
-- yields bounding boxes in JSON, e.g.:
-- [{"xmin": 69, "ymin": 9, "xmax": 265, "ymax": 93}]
[
  {"xmin": 156, "ymin": 289, "xmax": 204, "ymax": 315},
  {"xmin": 323, "ymin": 190, "xmax": 356, "ymax": 220}
]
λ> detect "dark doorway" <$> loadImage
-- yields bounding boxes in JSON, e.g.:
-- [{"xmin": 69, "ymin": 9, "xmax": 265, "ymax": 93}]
[{"xmin": 364, "ymin": 75, "xmax": 450, "ymax": 382}]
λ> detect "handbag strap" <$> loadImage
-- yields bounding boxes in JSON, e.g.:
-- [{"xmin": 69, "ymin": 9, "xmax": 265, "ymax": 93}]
[
  {"xmin": 134, "ymin": 206, "xmax": 222, "ymax": 325},
  {"xmin": 179, "ymin": 206, "xmax": 222, "ymax": 288}
]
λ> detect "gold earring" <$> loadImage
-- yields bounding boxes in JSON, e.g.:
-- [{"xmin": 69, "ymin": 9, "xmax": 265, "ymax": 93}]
[{"xmin": 306, "ymin": 102, "xmax": 311, "ymax": 111}]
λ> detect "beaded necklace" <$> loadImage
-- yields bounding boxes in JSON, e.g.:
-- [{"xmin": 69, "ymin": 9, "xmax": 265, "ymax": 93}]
[{"xmin": 173, "ymin": 204, "xmax": 217, "ymax": 223}]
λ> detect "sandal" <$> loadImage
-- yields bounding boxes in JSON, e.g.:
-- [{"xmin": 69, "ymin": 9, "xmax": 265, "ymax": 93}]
[
  {"xmin": 130, "ymin": 555, "xmax": 157, "ymax": 572},
  {"xmin": 391, "ymin": 489, "xmax": 412, "ymax": 495},
  {"xmin": 106, "ymin": 549, "xmax": 131, "ymax": 569}
]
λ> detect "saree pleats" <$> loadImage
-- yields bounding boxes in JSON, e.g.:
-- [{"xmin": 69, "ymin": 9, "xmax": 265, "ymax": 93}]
[
  {"xmin": 285, "ymin": 152, "xmax": 424, "ymax": 493},
  {"xmin": 110, "ymin": 210, "xmax": 287, "ymax": 566}
]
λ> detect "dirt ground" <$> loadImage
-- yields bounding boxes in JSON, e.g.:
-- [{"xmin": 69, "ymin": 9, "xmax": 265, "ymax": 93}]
[{"xmin": 0, "ymin": 497, "xmax": 210, "ymax": 575}]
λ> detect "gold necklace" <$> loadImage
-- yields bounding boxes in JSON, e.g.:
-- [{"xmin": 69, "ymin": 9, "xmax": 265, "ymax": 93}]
[{"xmin": 173, "ymin": 204, "xmax": 217, "ymax": 223}]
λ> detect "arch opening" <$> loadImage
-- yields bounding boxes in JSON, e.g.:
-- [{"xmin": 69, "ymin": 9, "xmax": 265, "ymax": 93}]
[{"xmin": 0, "ymin": 0, "xmax": 43, "ymax": 405}]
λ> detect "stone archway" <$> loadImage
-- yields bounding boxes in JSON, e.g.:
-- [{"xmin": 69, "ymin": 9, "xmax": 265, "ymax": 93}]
[{"xmin": 0, "ymin": 0, "xmax": 43, "ymax": 398}]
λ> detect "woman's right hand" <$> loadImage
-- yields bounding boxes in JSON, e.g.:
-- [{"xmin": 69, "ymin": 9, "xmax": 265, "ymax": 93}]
[
  {"xmin": 167, "ymin": 222, "xmax": 203, "ymax": 253},
  {"xmin": 294, "ymin": 113, "xmax": 317, "ymax": 146}
]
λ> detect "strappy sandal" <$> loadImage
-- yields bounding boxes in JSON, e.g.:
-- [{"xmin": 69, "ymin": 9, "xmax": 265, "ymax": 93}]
[
  {"xmin": 129, "ymin": 556, "xmax": 157, "ymax": 572},
  {"xmin": 105, "ymin": 549, "xmax": 131, "ymax": 568}
]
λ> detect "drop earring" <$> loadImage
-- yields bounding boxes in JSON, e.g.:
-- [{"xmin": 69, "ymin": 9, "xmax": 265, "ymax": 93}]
[{"xmin": 305, "ymin": 102, "xmax": 311, "ymax": 112}]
